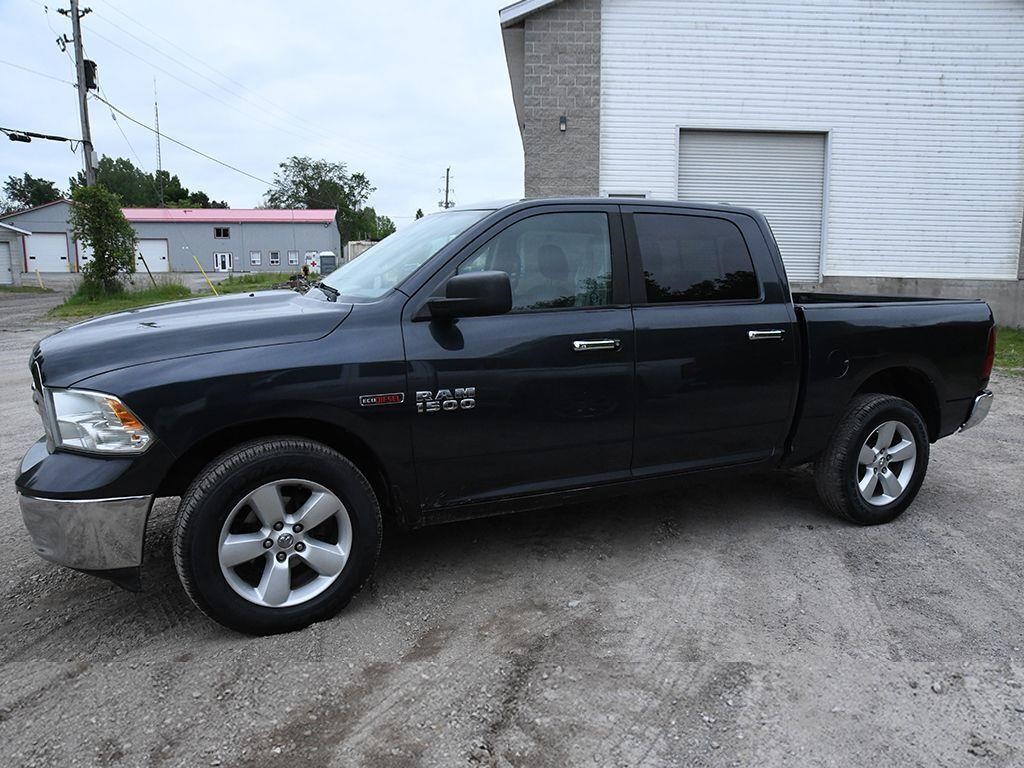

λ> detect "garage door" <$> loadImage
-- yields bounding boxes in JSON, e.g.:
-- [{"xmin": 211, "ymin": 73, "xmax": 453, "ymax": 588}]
[
  {"xmin": 25, "ymin": 232, "xmax": 71, "ymax": 272},
  {"xmin": 136, "ymin": 239, "xmax": 170, "ymax": 273},
  {"xmin": 678, "ymin": 130, "xmax": 825, "ymax": 283},
  {"xmin": 0, "ymin": 241, "xmax": 12, "ymax": 284},
  {"xmin": 79, "ymin": 239, "xmax": 171, "ymax": 273}
]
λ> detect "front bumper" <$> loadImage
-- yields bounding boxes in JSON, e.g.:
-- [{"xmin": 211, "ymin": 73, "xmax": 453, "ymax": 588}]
[
  {"xmin": 959, "ymin": 390, "xmax": 993, "ymax": 432},
  {"xmin": 19, "ymin": 493, "xmax": 153, "ymax": 590}
]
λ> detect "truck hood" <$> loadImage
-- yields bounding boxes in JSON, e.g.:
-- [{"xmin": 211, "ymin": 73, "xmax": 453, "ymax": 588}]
[{"xmin": 35, "ymin": 290, "xmax": 352, "ymax": 387}]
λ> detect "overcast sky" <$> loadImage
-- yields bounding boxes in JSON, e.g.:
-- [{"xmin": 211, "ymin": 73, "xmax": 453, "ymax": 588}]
[{"xmin": 0, "ymin": 0, "xmax": 524, "ymax": 224}]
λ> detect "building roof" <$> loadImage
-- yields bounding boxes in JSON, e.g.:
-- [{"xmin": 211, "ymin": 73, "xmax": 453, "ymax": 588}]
[
  {"xmin": 0, "ymin": 198, "xmax": 71, "ymax": 220},
  {"xmin": 122, "ymin": 208, "xmax": 337, "ymax": 224},
  {"xmin": 0, "ymin": 221, "xmax": 32, "ymax": 235},
  {"xmin": 499, "ymin": 0, "xmax": 562, "ymax": 27}
]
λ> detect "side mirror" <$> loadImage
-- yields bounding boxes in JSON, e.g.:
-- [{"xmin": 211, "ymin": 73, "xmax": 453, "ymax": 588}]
[{"xmin": 424, "ymin": 271, "xmax": 512, "ymax": 320}]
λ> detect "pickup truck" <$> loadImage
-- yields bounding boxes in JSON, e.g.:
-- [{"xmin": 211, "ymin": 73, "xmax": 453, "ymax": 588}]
[{"xmin": 17, "ymin": 198, "xmax": 995, "ymax": 634}]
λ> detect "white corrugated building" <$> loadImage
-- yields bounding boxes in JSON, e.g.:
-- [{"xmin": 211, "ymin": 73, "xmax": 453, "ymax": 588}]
[{"xmin": 499, "ymin": 0, "xmax": 1024, "ymax": 324}]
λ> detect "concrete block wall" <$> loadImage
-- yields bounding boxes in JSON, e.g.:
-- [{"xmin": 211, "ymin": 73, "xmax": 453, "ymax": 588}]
[{"xmin": 522, "ymin": 0, "xmax": 601, "ymax": 198}]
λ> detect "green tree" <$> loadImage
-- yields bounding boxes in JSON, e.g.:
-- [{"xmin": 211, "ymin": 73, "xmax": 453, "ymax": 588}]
[
  {"xmin": 414, "ymin": 208, "xmax": 424, "ymax": 220},
  {"xmin": 69, "ymin": 184, "xmax": 137, "ymax": 294},
  {"xmin": 264, "ymin": 156, "xmax": 373, "ymax": 243},
  {"xmin": 1, "ymin": 173, "xmax": 64, "ymax": 213},
  {"xmin": 353, "ymin": 206, "xmax": 396, "ymax": 240},
  {"xmin": 70, "ymin": 157, "xmax": 229, "ymax": 208}
]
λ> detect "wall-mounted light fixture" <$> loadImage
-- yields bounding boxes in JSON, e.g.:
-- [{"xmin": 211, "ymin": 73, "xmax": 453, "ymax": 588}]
[{"xmin": 559, "ymin": 115, "xmax": 567, "ymax": 132}]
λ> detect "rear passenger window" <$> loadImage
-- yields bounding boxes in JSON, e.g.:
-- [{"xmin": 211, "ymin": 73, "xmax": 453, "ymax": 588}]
[
  {"xmin": 633, "ymin": 214, "xmax": 758, "ymax": 303},
  {"xmin": 459, "ymin": 212, "xmax": 612, "ymax": 311}
]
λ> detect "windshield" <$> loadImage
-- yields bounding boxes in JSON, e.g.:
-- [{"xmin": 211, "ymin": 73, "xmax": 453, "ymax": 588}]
[{"xmin": 321, "ymin": 209, "xmax": 490, "ymax": 300}]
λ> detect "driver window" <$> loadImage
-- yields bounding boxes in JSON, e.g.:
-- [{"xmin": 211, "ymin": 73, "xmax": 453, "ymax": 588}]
[{"xmin": 458, "ymin": 212, "xmax": 612, "ymax": 311}]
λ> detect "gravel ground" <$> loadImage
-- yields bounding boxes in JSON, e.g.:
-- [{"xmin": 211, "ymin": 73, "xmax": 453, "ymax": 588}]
[{"xmin": 1, "ymin": 292, "xmax": 1022, "ymax": 767}]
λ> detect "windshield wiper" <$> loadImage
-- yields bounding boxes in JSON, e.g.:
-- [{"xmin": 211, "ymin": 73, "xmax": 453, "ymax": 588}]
[{"xmin": 311, "ymin": 281, "xmax": 340, "ymax": 302}]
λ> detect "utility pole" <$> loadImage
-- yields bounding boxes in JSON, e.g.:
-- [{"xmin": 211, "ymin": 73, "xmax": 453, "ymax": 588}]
[
  {"xmin": 65, "ymin": 0, "xmax": 96, "ymax": 185},
  {"xmin": 438, "ymin": 166, "xmax": 455, "ymax": 209}
]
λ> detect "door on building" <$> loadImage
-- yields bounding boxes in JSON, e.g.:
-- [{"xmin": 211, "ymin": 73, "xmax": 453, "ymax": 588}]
[
  {"xmin": 0, "ymin": 242, "xmax": 13, "ymax": 284},
  {"xmin": 136, "ymin": 239, "xmax": 170, "ymax": 273},
  {"xmin": 214, "ymin": 252, "xmax": 233, "ymax": 272},
  {"xmin": 678, "ymin": 130, "xmax": 826, "ymax": 283},
  {"xmin": 25, "ymin": 233, "xmax": 71, "ymax": 272}
]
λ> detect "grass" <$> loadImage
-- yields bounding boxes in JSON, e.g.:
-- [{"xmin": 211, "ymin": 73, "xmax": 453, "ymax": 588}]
[
  {"xmin": 0, "ymin": 284, "xmax": 54, "ymax": 294},
  {"xmin": 49, "ymin": 283, "xmax": 193, "ymax": 318},
  {"xmin": 209, "ymin": 272, "xmax": 296, "ymax": 295},
  {"xmin": 995, "ymin": 326, "xmax": 1024, "ymax": 374}
]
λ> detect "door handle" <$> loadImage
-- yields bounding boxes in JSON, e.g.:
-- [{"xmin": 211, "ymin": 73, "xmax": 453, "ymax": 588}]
[
  {"xmin": 572, "ymin": 339, "xmax": 621, "ymax": 352},
  {"xmin": 747, "ymin": 329, "xmax": 785, "ymax": 341}
]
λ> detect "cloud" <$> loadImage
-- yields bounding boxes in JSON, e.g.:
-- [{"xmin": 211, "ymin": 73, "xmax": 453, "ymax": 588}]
[{"xmin": 0, "ymin": 0, "xmax": 524, "ymax": 222}]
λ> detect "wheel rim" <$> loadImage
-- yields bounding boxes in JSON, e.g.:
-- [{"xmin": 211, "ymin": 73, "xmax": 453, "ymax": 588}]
[
  {"xmin": 856, "ymin": 420, "xmax": 917, "ymax": 507},
  {"xmin": 218, "ymin": 478, "xmax": 353, "ymax": 608}
]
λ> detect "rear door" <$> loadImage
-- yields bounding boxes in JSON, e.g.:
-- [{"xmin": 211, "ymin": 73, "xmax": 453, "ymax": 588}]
[
  {"xmin": 403, "ymin": 204, "xmax": 635, "ymax": 509},
  {"xmin": 624, "ymin": 207, "xmax": 799, "ymax": 475}
]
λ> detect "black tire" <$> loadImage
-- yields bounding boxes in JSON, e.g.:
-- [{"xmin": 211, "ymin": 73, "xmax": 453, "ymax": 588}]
[
  {"xmin": 173, "ymin": 437, "xmax": 381, "ymax": 635},
  {"xmin": 814, "ymin": 394, "xmax": 930, "ymax": 525}
]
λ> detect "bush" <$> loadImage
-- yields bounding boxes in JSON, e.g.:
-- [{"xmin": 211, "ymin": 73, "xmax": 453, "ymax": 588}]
[{"xmin": 68, "ymin": 184, "xmax": 137, "ymax": 295}]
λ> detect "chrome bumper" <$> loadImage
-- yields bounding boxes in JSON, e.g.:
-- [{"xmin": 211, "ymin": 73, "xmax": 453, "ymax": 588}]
[
  {"xmin": 959, "ymin": 390, "xmax": 993, "ymax": 433},
  {"xmin": 19, "ymin": 494, "xmax": 153, "ymax": 571}
]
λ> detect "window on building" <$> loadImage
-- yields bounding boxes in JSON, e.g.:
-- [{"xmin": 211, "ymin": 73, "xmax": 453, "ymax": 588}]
[
  {"xmin": 287, "ymin": 250, "xmax": 299, "ymax": 265},
  {"xmin": 250, "ymin": 250, "xmax": 261, "ymax": 266},
  {"xmin": 214, "ymin": 227, "xmax": 230, "ymax": 239},
  {"xmin": 458, "ymin": 212, "xmax": 612, "ymax": 312},
  {"xmin": 269, "ymin": 251, "xmax": 280, "ymax": 266},
  {"xmin": 632, "ymin": 213, "xmax": 758, "ymax": 303}
]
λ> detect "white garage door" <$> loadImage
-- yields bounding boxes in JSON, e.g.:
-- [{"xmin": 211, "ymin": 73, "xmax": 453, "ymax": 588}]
[
  {"xmin": 136, "ymin": 239, "xmax": 170, "ymax": 273},
  {"xmin": 25, "ymin": 232, "xmax": 71, "ymax": 273},
  {"xmin": 0, "ymin": 241, "xmax": 12, "ymax": 284},
  {"xmin": 678, "ymin": 130, "xmax": 825, "ymax": 283},
  {"xmin": 79, "ymin": 239, "xmax": 171, "ymax": 273}
]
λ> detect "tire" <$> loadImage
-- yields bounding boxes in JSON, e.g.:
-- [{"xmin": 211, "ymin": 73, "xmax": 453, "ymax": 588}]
[
  {"xmin": 814, "ymin": 394, "xmax": 930, "ymax": 525},
  {"xmin": 173, "ymin": 437, "xmax": 382, "ymax": 635}
]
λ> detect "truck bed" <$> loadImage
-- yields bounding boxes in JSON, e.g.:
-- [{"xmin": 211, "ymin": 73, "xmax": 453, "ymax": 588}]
[
  {"xmin": 785, "ymin": 293, "xmax": 993, "ymax": 466},
  {"xmin": 792, "ymin": 292, "xmax": 985, "ymax": 307}
]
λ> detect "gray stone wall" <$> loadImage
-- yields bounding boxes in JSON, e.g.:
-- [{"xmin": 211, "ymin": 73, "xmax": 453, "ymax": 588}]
[{"xmin": 522, "ymin": 0, "xmax": 601, "ymax": 198}]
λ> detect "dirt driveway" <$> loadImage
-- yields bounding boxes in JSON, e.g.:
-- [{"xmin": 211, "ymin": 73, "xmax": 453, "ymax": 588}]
[{"xmin": 1, "ymin": 292, "xmax": 1022, "ymax": 767}]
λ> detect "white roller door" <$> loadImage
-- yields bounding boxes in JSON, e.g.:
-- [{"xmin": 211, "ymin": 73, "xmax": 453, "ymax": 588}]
[
  {"xmin": 678, "ymin": 130, "xmax": 825, "ymax": 282},
  {"xmin": 79, "ymin": 239, "xmax": 171, "ymax": 273},
  {"xmin": 136, "ymin": 239, "xmax": 170, "ymax": 273},
  {"xmin": 0, "ymin": 242, "xmax": 12, "ymax": 284},
  {"xmin": 25, "ymin": 232, "xmax": 71, "ymax": 272}
]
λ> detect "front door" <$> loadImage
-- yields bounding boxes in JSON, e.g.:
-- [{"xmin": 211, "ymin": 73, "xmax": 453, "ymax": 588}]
[
  {"xmin": 403, "ymin": 205, "xmax": 635, "ymax": 510},
  {"xmin": 624, "ymin": 206, "xmax": 799, "ymax": 475},
  {"xmin": 214, "ymin": 252, "xmax": 233, "ymax": 272}
]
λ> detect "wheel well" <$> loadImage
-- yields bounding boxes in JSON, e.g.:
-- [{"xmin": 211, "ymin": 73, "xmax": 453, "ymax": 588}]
[
  {"xmin": 855, "ymin": 367, "xmax": 940, "ymax": 440},
  {"xmin": 156, "ymin": 418, "xmax": 395, "ymax": 522}
]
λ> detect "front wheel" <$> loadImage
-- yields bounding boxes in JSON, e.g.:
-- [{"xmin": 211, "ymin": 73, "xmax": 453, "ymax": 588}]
[
  {"xmin": 173, "ymin": 437, "xmax": 381, "ymax": 635},
  {"xmin": 815, "ymin": 394, "xmax": 930, "ymax": 525}
]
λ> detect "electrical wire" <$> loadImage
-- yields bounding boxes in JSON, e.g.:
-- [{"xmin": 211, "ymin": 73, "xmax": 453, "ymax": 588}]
[
  {"xmin": 0, "ymin": 57, "xmax": 75, "ymax": 86},
  {"xmin": 89, "ymin": 92, "xmax": 275, "ymax": 187}
]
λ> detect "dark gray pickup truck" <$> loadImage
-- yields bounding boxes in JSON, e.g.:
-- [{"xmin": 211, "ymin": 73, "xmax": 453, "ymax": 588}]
[{"xmin": 18, "ymin": 198, "xmax": 995, "ymax": 634}]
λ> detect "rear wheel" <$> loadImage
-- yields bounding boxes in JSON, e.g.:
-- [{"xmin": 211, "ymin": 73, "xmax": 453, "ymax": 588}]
[
  {"xmin": 815, "ymin": 394, "xmax": 930, "ymax": 525},
  {"xmin": 173, "ymin": 437, "xmax": 381, "ymax": 634}
]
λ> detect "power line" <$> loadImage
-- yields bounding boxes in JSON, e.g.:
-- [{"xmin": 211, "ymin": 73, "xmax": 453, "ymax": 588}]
[
  {"xmin": 88, "ymin": 6, "xmax": 340, "ymax": 147},
  {"xmin": 89, "ymin": 92, "xmax": 275, "ymax": 187},
  {"xmin": 0, "ymin": 57, "xmax": 75, "ymax": 86}
]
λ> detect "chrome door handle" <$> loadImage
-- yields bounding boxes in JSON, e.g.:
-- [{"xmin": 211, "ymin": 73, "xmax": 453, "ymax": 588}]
[
  {"xmin": 747, "ymin": 329, "xmax": 785, "ymax": 341},
  {"xmin": 572, "ymin": 339, "xmax": 621, "ymax": 352}
]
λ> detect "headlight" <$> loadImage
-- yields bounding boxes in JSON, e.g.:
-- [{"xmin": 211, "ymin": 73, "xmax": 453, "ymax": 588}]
[{"xmin": 47, "ymin": 389, "xmax": 153, "ymax": 454}]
